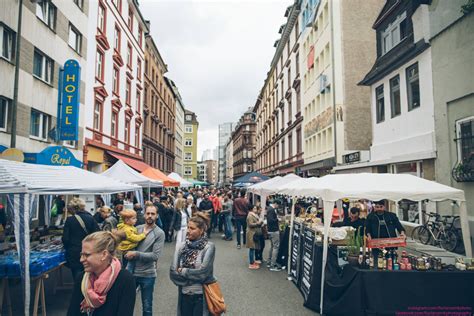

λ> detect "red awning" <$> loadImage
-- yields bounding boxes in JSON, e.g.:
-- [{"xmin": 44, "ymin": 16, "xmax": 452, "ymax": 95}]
[{"xmin": 108, "ymin": 152, "xmax": 150, "ymax": 172}]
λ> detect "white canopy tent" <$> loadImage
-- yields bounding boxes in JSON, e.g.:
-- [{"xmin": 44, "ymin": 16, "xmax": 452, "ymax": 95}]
[
  {"xmin": 278, "ymin": 173, "xmax": 471, "ymax": 315},
  {"xmin": 168, "ymin": 172, "xmax": 193, "ymax": 188},
  {"xmin": 102, "ymin": 159, "xmax": 163, "ymax": 202},
  {"xmin": 0, "ymin": 158, "xmax": 140, "ymax": 315}
]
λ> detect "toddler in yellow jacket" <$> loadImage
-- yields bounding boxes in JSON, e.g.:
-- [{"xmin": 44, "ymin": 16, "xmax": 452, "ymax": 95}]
[{"xmin": 117, "ymin": 209, "xmax": 148, "ymax": 272}]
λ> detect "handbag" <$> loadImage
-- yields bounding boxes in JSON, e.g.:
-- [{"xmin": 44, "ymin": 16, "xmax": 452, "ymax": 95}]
[
  {"xmin": 253, "ymin": 227, "xmax": 263, "ymax": 242},
  {"xmin": 203, "ymin": 281, "xmax": 226, "ymax": 315}
]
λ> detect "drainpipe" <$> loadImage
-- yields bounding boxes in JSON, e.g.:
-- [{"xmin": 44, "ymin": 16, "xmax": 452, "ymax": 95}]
[
  {"xmin": 10, "ymin": 0, "xmax": 24, "ymax": 148},
  {"xmin": 330, "ymin": 0, "xmax": 338, "ymax": 167}
]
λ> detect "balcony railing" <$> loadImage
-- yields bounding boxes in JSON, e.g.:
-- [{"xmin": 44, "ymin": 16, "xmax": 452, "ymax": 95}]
[{"xmin": 452, "ymin": 157, "xmax": 474, "ymax": 182}]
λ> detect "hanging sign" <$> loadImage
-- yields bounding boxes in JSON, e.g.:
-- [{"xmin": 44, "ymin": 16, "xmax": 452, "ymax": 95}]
[
  {"xmin": 24, "ymin": 146, "xmax": 82, "ymax": 168},
  {"xmin": 58, "ymin": 59, "xmax": 81, "ymax": 141}
]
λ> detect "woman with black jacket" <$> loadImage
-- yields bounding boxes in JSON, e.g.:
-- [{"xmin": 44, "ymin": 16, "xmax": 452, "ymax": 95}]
[{"xmin": 62, "ymin": 198, "xmax": 100, "ymax": 282}]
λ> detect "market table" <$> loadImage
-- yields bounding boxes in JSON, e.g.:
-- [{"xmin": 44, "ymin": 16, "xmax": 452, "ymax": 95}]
[
  {"xmin": 303, "ymin": 244, "xmax": 474, "ymax": 315},
  {"xmin": 0, "ymin": 262, "xmax": 66, "ymax": 316}
]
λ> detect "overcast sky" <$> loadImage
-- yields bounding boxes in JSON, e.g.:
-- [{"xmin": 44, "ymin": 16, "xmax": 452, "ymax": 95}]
[{"xmin": 140, "ymin": 0, "xmax": 291, "ymax": 159}]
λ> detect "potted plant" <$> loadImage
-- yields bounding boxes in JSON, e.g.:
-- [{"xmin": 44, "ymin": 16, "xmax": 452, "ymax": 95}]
[{"xmin": 347, "ymin": 228, "xmax": 362, "ymax": 266}]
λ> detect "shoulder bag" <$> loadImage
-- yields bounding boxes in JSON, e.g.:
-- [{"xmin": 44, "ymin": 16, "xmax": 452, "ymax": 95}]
[
  {"xmin": 203, "ymin": 281, "xmax": 226, "ymax": 315},
  {"xmin": 74, "ymin": 214, "xmax": 89, "ymax": 235}
]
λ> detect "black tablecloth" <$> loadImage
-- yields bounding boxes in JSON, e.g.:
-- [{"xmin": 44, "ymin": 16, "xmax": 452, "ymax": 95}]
[{"xmin": 304, "ymin": 244, "xmax": 474, "ymax": 315}]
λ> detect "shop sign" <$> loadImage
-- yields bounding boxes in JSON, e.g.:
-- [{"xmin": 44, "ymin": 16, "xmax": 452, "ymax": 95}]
[
  {"xmin": 343, "ymin": 151, "xmax": 361, "ymax": 164},
  {"xmin": 24, "ymin": 146, "xmax": 82, "ymax": 168},
  {"xmin": 58, "ymin": 59, "xmax": 81, "ymax": 141}
]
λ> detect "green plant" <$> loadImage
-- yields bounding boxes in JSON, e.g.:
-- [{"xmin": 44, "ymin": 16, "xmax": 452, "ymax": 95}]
[
  {"xmin": 347, "ymin": 228, "xmax": 363, "ymax": 256},
  {"xmin": 462, "ymin": 0, "xmax": 474, "ymax": 14}
]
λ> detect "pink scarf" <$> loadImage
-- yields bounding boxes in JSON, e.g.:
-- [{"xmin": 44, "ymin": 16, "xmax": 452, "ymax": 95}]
[{"xmin": 80, "ymin": 257, "xmax": 122, "ymax": 313}]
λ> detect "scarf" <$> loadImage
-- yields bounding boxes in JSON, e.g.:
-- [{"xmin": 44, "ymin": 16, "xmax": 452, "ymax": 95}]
[
  {"xmin": 180, "ymin": 236, "xmax": 208, "ymax": 268},
  {"xmin": 80, "ymin": 257, "xmax": 122, "ymax": 313}
]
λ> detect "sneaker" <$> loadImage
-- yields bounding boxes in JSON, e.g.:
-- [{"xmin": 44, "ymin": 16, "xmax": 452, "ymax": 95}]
[
  {"xmin": 221, "ymin": 234, "xmax": 226, "ymax": 238},
  {"xmin": 237, "ymin": 244, "xmax": 241, "ymax": 249},
  {"xmin": 270, "ymin": 266, "xmax": 282, "ymax": 272},
  {"xmin": 266, "ymin": 262, "xmax": 271, "ymax": 268},
  {"xmin": 254, "ymin": 260, "xmax": 262, "ymax": 264},
  {"xmin": 248, "ymin": 263, "xmax": 260, "ymax": 270}
]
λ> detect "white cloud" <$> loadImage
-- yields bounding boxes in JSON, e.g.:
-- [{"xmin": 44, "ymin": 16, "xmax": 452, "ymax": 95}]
[{"xmin": 139, "ymin": 0, "xmax": 291, "ymax": 158}]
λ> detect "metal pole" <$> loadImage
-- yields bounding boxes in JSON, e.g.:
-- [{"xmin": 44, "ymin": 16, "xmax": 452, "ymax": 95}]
[{"xmin": 10, "ymin": 0, "xmax": 24, "ymax": 149}]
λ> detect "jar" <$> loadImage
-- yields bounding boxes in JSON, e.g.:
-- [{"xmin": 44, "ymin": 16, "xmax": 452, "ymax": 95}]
[{"xmin": 417, "ymin": 257, "xmax": 426, "ymax": 270}]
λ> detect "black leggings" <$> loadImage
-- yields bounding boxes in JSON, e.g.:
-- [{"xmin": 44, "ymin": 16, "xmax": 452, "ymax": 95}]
[{"xmin": 181, "ymin": 293, "xmax": 204, "ymax": 316}]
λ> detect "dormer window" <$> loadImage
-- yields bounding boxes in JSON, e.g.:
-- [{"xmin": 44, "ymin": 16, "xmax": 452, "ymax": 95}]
[{"xmin": 381, "ymin": 12, "xmax": 407, "ymax": 55}]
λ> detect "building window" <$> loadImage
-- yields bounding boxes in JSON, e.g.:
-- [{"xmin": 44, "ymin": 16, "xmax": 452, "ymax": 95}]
[
  {"xmin": 185, "ymin": 138, "xmax": 192, "ymax": 146},
  {"xmin": 137, "ymin": 58, "xmax": 142, "ymax": 81},
  {"xmin": 73, "ymin": 0, "xmax": 83, "ymax": 10},
  {"xmin": 144, "ymin": 58, "xmax": 148, "ymax": 75},
  {"xmin": 288, "ymin": 134, "xmax": 293, "ymax": 158},
  {"xmin": 296, "ymin": 128, "xmax": 302, "ymax": 153},
  {"xmin": 96, "ymin": 49, "xmax": 104, "ymax": 81},
  {"xmin": 375, "ymin": 85, "xmax": 385, "ymax": 123},
  {"xmin": 93, "ymin": 100, "xmax": 102, "ymax": 130},
  {"xmin": 125, "ymin": 119, "xmax": 130, "ymax": 144},
  {"xmin": 98, "ymin": 2, "xmax": 106, "ymax": 33},
  {"xmin": 185, "ymin": 152, "xmax": 192, "ymax": 161},
  {"xmin": 456, "ymin": 117, "xmax": 474, "ymax": 164},
  {"xmin": 127, "ymin": 43, "xmax": 132, "ymax": 68},
  {"xmin": 390, "ymin": 75, "xmax": 401, "ymax": 118},
  {"xmin": 0, "ymin": 96, "xmax": 10, "ymax": 132},
  {"xmin": 184, "ymin": 166, "xmax": 192, "ymax": 176},
  {"xmin": 114, "ymin": 25, "xmax": 121, "ymax": 52},
  {"xmin": 113, "ymin": 66, "xmax": 120, "ymax": 95},
  {"xmin": 138, "ymin": 27, "xmax": 143, "ymax": 47},
  {"xmin": 406, "ymin": 62, "xmax": 420, "ymax": 111},
  {"xmin": 30, "ymin": 109, "xmax": 49, "ymax": 140},
  {"xmin": 63, "ymin": 140, "xmax": 76, "ymax": 148},
  {"xmin": 33, "ymin": 49, "xmax": 54, "ymax": 84},
  {"xmin": 126, "ymin": 79, "xmax": 131, "ymax": 105},
  {"xmin": 0, "ymin": 24, "xmax": 15, "ymax": 61},
  {"xmin": 112, "ymin": 0, "xmax": 121, "ymax": 12},
  {"xmin": 128, "ymin": 8, "xmax": 134, "ymax": 31},
  {"xmin": 281, "ymin": 138, "xmax": 285, "ymax": 160},
  {"xmin": 68, "ymin": 24, "xmax": 82, "ymax": 54},
  {"xmin": 186, "ymin": 114, "xmax": 192, "ymax": 121},
  {"xmin": 135, "ymin": 124, "xmax": 140, "ymax": 147},
  {"xmin": 185, "ymin": 125, "xmax": 193, "ymax": 133},
  {"xmin": 381, "ymin": 12, "xmax": 407, "ymax": 55},
  {"xmin": 136, "ymin": 90, "xmax": 141, "ymax": 113},
  {"xmin": 111, "ymin": 110, "xmax": 118, "ymax": 138},
  {"xmin": 36, "ymin": 0, "xmax": 56, "ymax": 30}
]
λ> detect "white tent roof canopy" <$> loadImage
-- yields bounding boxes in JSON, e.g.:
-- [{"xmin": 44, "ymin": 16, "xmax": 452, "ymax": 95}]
[
  {"xmin": 0, "ymin": 158, "xmax": 140, "ymax": 194},
  {"xmin": 168, "ymin": 172, "xmax": 192, "ymax": 188},
  {"xmin": 102, "ymin": 159, "xmax": 163, "ymax": 188},
  {"xmin": 279, "ymin": 173, "xmax": 466, "ymax": 202},
  {"xmin": 248, "ymin": 174, "xmax": 302, "ymax": 196}
]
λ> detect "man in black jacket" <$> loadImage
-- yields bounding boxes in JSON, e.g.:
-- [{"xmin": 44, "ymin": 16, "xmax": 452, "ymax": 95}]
[
  {"xmin": 155, "ymin": 196, "xmax": 173, "ymax": 242},
  {"xmin": 266, "ymin": 201, "xmax": 281, "ymax": 271},
  {"xmin": 333, "ymin": 207, "xmax": 365, "ymax": 235},
  {"xmin": 198, "ymin": 193, "xmax": 214, "ymax": 237}
]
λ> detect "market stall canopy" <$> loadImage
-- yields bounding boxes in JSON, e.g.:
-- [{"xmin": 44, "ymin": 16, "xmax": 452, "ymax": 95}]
[
  {"xmin": 248, "ymin": 174, "xmax": 302, "ymax": 196},
  {"xmin": 278, "ymin": 173, "xmax": 466, "ymax": 202},
  {"xmin": 233, "ymin": 172, "xmax": 270, "ymax": 187},
  {"xmin": 168, "ymin": 172, "xmax": 192, "ymax": 188},
  {"xmin": 141, "ymin": 167, "xmax": 180, "ymax": 187},
  {"xmin": 0, "ymin": 158, "xmax": 139, "ymax": 194},
  {"xmin": 189, "ymin": 179, "xmax": 209, "ymax": 187},
  {"xmin": 102, "ymin": 160, "xmax": 163, "ymax": 188},
  {"xmin": 108, "ymin": 152, "xmax": 151, "ymax": 172}
]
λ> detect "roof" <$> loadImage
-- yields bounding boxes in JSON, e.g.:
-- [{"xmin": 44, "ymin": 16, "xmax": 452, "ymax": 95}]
[{"xmin": 0, "ymin": 158, "xmax": 139, "ymax": 194}]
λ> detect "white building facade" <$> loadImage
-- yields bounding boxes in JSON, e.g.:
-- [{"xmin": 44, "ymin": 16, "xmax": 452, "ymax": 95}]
[
  {"xmin": 83, "ymin": 0, "xmax": 148, "ymax": 172},
  {"xmin": 174, "ymin": 91, "xmax": 185, "ymax": 176}
]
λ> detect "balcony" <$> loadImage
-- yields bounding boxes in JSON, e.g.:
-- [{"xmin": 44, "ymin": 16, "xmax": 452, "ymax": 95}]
[{"xmin": 452, "ymin": 157, "xmax": 474, "ymax": 182}]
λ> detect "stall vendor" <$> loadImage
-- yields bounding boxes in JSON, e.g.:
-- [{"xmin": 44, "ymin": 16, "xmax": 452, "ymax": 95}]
[
  {"xmin": 333, "ymin": 207, "xmax": 365, "ymax": 234},
  {"xmin": 366, "ymin": 200, "xmax": 406, "ymax": 240}
]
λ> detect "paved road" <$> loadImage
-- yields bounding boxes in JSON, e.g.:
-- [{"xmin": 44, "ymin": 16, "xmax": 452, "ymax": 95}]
[{"xmin": 135, "ymin": 233, "xmax": 317, "ymax": 315}]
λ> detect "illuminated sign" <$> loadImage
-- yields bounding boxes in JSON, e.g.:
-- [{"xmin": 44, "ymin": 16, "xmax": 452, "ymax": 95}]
[{"xmin": 58, "ymin": 60, "xmax": 81, "ymax": 141}]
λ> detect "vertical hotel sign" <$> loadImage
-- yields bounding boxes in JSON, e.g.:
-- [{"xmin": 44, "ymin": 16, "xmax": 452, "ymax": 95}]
[{"xmin": 58, "ymin": 60, "xmax": 81, "ymax": 140}]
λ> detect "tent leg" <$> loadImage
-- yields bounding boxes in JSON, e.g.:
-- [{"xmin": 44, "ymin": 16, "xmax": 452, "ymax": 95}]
[
  {"xmin": 287, "ymin": 198, "xmax": 296, "ymax": 277},
  {"xmin": 320, "ymin": 201, "xmax": 335, "ymax": 315}
]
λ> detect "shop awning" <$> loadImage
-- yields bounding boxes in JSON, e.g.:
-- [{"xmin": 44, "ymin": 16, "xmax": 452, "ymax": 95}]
[
  {"xmin": 141, "ymin": 167, "xmax": 180, "ymax": 187},
  {"xmin": 168, "ymin": 172, "xmax": 193, "ymax": 188},
  {"xmin": 108, "ymin": 152, "xmax": 150, "ymax": 172}
]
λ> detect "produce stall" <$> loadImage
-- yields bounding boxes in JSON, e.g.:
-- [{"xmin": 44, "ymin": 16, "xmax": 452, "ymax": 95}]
[{"xmin": 0, "ymin": 158, "xmax": 139, "ymax": 316}]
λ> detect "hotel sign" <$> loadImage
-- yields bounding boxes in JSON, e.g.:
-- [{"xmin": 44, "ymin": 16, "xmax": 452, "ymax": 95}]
[{"xmin": 58, "ymin": 60, "xmax": 81, "ymax": 141}]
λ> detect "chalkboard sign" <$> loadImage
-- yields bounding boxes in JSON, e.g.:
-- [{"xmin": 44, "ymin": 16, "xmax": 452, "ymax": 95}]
[
  {"xmin": 300, "ymin": 226, "xmax": 315, "ymax": 300},
  {"xmin": 290, "ymin": 221, "xmax": 302, "ymax": 286}
]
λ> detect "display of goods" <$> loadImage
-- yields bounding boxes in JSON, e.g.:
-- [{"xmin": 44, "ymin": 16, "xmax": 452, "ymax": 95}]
[
  {"xmin": 0, "ymin": 251, "xmax": 65, "ymax": 277},
  {"xmin": 367, "ymin": 237, "xmax": 406, "ymax": 249}
]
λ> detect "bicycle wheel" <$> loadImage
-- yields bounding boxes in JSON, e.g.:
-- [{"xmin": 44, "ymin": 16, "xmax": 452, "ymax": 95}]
[
  {"xmin": 411, "ymin": 226, "xmax": 423, "ymax": 242},
  {"xmin": 440, "ymin": 230, "xmax": 458, "ymax": 252},
  {"xmin": 417, "ymin": 226, "xmax": 431, "ymax": 245}
]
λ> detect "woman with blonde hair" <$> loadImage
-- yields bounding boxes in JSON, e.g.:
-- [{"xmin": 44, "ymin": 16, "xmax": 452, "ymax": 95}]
[
  {"xmin": 67, "ymin": 231, "xmax": 136, "ymax": 315},
  {"xmin": 62, "ymin": 198, "xmax": 100, "ymax": 282},
  {"xmin": 171, "ymin": 197, "xmax": 192, "ymax": 249},
  {"xmin": 170, "ymin": 212, "xmax": 216, "ymax": 315}
]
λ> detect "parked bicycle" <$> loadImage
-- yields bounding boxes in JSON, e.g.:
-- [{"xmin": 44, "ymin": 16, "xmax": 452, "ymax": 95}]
[{"xmin": 411, "ymin": 211, "xmax": 459, "ymax": 252}]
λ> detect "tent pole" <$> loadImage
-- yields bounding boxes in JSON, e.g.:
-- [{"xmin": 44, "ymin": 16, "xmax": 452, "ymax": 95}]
[
  {"xmin": 320, "ymin": 200, "xmax": 334, "ymax": 315},
  {"xmin": 287, "ymin": 197, "xmax": 296, "ymax": 277},
  {"xmin": 459, "ymin": 201, "xmax": 473, "ymax": 257}
]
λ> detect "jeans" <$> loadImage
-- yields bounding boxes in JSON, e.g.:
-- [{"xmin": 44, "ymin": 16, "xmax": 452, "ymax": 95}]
[
  {"xmin": 218, "ymin": 213, "xmax": 225, "ymax": 232},
  {"xmin": 235, "ymin": 217, "xmax": 247, "ymax": 245},
  {"xmin": 249, "ymin": 248, "xmax": 255, "ymax": 264},
  {"xmin": 136, "ymin": 277, "xmax": 155, "ymax": 316},
  {"xmin": 181, "ymin": 293, "xmax": 204, "ymax": 316},
  {"xmin": 255, "ymin": 234, "xmax": 265, "ymax": 261},
  {"xmin": 224, "ymin": 212, "xmax": 233, "ymax": 239},
  {"xmin": 268, "ymin": 231, "xmax": 280, "ymax": 267}
]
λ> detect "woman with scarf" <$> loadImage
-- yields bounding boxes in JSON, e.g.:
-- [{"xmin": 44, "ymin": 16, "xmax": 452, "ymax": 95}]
[
  {"xmin": 170, "ymin": 212, "xmax": 216, "ymax": 316},
  {"xmin": 67, "ymin": 231, "xmax": 136, "ymax": 316}
]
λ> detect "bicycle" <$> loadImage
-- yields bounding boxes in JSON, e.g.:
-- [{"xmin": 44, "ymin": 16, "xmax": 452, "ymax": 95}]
[{"xmin": 411, "ymin": 211, "xmax": 459, "ymax": 252}]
